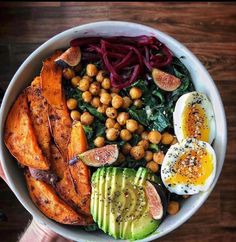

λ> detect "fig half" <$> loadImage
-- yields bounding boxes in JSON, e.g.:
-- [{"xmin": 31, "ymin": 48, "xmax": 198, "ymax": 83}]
[
  {"xmin": 145, "ymin": 180, "xmax": 164, "ymax": 220},
  {"xmin": 55, "ymin": 46, "xmax": 81, "ymax": 67},
  {"xmin": 78, "ymin": 144, "xmax": 119, "ymax": 167},
  {"xmin": 152, "ymin": 68, "xmax": 181, "ymax": 91}
]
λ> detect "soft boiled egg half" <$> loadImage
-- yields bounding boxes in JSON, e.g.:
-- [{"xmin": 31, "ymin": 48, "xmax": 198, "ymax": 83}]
[
  {"xmin": 161, "ymin": 138, "xmax": 216, "ymax": 195},
  {"xmin": 173, "ymin": 91, "xmax": 216, "ymax": 144}
]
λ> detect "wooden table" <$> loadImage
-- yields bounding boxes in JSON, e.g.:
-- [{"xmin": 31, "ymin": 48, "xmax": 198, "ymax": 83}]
[{"xmin": 0, "ymin": 2, "xmax": 235, "ymax": 242}]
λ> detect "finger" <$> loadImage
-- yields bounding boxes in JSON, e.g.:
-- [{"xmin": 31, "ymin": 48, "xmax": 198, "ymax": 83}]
[{"xmin": 0, "ymin": 163, "xmax": 7, "ymax": 183}]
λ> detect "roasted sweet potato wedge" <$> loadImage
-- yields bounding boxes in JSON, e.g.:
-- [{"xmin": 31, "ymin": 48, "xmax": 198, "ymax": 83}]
[
  {"xmin": 25, "ymin": 171, "xmax": 87, "ymax": 225},
  {"xmin": 41, "ymin": 51, "xmax": 72, "ymax": 160},
  {"xmin": 4, "ymin": 91, "xmax": 49, "ymax": 170},
  {"xmin": 41, "ymin": 51, "xmax": 64, "ymax": 109},
  {"xmin": 68, "ymin": 122, "xmax": 88, "ymax": 160},
  {"xmin": 68, "ymin": 122, "xmax": 91, "ymax": 197},
  {"xmin": 50, "ymin": 144, "xmax": 68, "ymax": 179},
  {"xmin": 50, "ymin": 143, "xmax": 92, "ymax": 219},
  {"xmin": 27, "ymin": 77, "xmax": 51, "ymax": 160},
  {"xmin": 48, "ymin": 105, "xmax": 72, "ymax": 161}
]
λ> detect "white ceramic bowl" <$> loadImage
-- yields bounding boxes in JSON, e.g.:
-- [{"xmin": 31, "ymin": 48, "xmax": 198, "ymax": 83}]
[{"xmin": 0, "ymin": 21, "xmax": 227, "ymax": 242}]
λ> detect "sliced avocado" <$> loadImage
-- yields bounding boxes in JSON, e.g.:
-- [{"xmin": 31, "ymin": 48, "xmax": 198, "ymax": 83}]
[
  {"xmin": 90, "ymin": 167, "xmax": 161, "ymax": 240},
  {"xmin": 146, "ymin": 171, "xmax": 162, "ymax": 185},
  {"xmin": 120, "ymin": 168, "xmax": 137, "ymax": 239},
  {"xmin": 91, "ymin": 168, "xmax": 101, "ymax": 221},
  {"xmin": 109, "ymin": 168, "xmax": 123, "ymax": 239},
  {"xmin": 97, "ymin": 167, "xmax": 106, "ymax": 229},
  {"xmin": 101, "ymin": 167, "xmax": 112, "ymax": 233},
  {"xmin": 131, "ymin": 212, "xmax": 160, "ymax": 240}
]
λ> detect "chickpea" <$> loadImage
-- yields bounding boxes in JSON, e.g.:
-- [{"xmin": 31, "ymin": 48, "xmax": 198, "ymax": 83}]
[
  {"xmin": 106, "ymin": 128, "xmax": 119, "ymax": 141},
  {"xmin": 80, "ymin": 112, "xmax": 94, "ymax": 125},
  {"xmin": 121, "ymin": 143, "xmax": 132, "ymax": 155},
  {"xmin": 94, "ymin": 136, "xmax": 105, "ymax": 148},
  {"xmin": 71, "ymin": 76, "xmax": 81, "ymax": 87},
  {"xmin": 82, "ymin": 91, "xmax": 92, "ymax": 103},
  {"xmin": 141, "ymin": 131, "xmax": 149, "ymax": 140},
  {"xmin": 67, "ymin": 98, "xmax": 77, "ymax": 110},
  {"xmin": 148, "ymin": 130, "xmax": 162, "ymax": 144},
  {"xmin": 133, "ymin": 99, "xmax": 143, "ymax": 108},
  {"xmin": 82, "ymin": 75, "xmax": 92, "ymax": 82},
  {"xmin": 89, "ymin": 81, "xmax": 101, "ymax": 96},
  {"xmin": 110, "ymin": 93, "xmax": 117, "ymax": 98},
  {"xmin": 105, "ymin": 118, "xmax": 116, "ymax": 129},
  {"xmin": 78, "ymin": 78, "xmax": 90, "ymax": 91},
  {"xmin": 99, "ymin": 88, "xmax": 108, "ymax": 96},
  {"xmin": 126, "ymin": 119, "xmax": 138, "ymax": 133},
  {"xmin": 63, "ymin": 68, "xmax": 75, "ymax": 80},
  {"xmin": 146, "ymin": 161, "xmax": 159, "ymax": 173},
  {"xmin": 86, "ymin": 64, "xmax": 98, "ymax": 77},
  {"xmin": 106, "ymin": 107, "xmax": 117, "ymax": 119},
  {"xmin": 137, "ymin": 139, "xmax": 149, "ymax": 150},
  {"xmin": 130, "ymin": 145, "xmax": 145, "ymax": 160},
  {"xmin": 144, "ymin": 151, "xmax": 153, "ymax": 162},
  {"xmin": 112, "ymin": 95, "xmax": 124, "ymax": 109},
  {"xmin": 161, "ymin": 132, "xmax": 174, "ymax": 145},
  {"xmin": 70, "ymin": 110, "xmax": 81, "ymax": 121},
  {"xmin": 153, "ymin": 151, "xmax": 165, "ymax": 165},
  {"xmin": 117, "ymin": 112, "xmax": 129, "ymax": 126},
  {"xmin": 100, "ymin": 93, "xmax": 112, "ymax": 105},
  {"xmin": 129, "ymin": 87, "xmax": 142, "ymax": 99},
  {"xmin": 110, "ymin": 87, "xmax": 120, "ymax": 94},
  {"xmin": 171, "ymin": 136, "xmax": 178, "ymax": 145},
  {"xmin": 120, "ymin": 129, "xmax": 132, "ymax": 141},
  {"xmin": 114, "ymin": 122, "xmax": 121, "ymax": 130},
  {"xmin": 101, "ymin": 78, "xmax": 111, "ymax": 89},
  {"xmin": 122, "ymin": 96, "xmax": 132, "ymax": 109},
  {"xmin": 136, "ymin": 124, "xmax": 144, "ymax": 135},
  {"xmin": 96, "ymin": 70, "xmax": 106, "ymax": 83},
  {"xmin": 91, "ymin": 97, "xmax": 101, "ymax": 108},
  {"xmin": 167, "ymin": 201, "xmax": 180, "ymax": 215},
  {"xmin": 97, "ymin": 104, "xmax": 108, "ymax": 114}
]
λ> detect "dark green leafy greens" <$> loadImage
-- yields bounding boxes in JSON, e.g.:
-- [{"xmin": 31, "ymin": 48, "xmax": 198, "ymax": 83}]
[{"xmin": 124, "ymin": 56, "xmax": 194, "ymax": 132}]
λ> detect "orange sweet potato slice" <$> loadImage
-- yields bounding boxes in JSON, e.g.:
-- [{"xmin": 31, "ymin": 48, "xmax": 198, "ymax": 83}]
[
  {"xmin": 68, "ymin": 122, "xmax": 91, "ymax": 197},
  {"xmin": 48, "ymin": 105, "xmax": 72, "ymax": 161},
  {"xmin": 27, "ymin": 76, "xmax": 51, "ymax": 160},
  {"xmin": 41, "ymin": 51, "xmax": 72, "ymax": 160},
  {"xmin": 68, "ymin": 122, "xmax": 88, "ymax": 160},
  {"xmin": 25, "ymin": 171, "xmax": 88, "ymax": 225},
  {"xmin": 41, "ymin": 50, "xmax": 64, "ymax": 109},
  {"xmin": 4, "ymin": 91, "xmax": 49, "ymax": 170},
  {"xmin": 50, "ymin": 143, "xmax": 92, "ymax": 219}
]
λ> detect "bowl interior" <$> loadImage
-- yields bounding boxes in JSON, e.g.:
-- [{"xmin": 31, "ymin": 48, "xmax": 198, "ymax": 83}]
[{"xmin": 0, "ymin": 21, "xmax": 227, "ymax": 242}]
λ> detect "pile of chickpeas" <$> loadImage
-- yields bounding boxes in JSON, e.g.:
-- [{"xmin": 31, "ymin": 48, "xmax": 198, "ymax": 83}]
[
  {"xmin": 64, "ymin": 63, "xmax": 177, "ymax": 174},
  {"xmin": 63, "ymin": 63, "xmax": 187, "ymax": 215}
]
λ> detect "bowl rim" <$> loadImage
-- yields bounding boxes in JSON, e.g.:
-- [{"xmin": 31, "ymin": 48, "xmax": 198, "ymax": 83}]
[{"xmin": 0, "ymin": 21, "xmax": 227, "ymax": 242}]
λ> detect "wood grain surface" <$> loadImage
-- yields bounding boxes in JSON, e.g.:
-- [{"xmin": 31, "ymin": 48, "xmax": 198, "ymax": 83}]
[{"xmin": 0, "ymin": 2, "xmax": 235, "ymax": 242}]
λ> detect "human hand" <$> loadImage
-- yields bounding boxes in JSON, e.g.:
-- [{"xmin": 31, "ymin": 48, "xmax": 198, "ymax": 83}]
[
  {"xmin": 0, "ymin": 162, "xmax": 72, "ymax": 242},
  {"xmin": 0, "ymin": 162, "xmax": 6, "ymax": 183}
]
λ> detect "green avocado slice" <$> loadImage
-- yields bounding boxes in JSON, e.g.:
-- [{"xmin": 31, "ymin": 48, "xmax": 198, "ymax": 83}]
[{"xmin": 90, "ymin": 167, "xmax": 161, "ymax": 240}]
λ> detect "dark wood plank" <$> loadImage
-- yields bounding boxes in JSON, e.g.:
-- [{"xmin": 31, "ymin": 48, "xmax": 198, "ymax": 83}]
[{"xmin": 0, "ymin": 2, "xmax": 235, "ymax": 242}]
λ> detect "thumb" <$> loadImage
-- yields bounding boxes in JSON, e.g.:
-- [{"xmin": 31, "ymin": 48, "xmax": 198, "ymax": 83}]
[{"xmin": 0, "ymin": 162, "xmax": 7, "ymax": 184}]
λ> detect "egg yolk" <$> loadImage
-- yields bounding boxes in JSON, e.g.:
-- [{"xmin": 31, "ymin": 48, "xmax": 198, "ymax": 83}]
[
  {"xmin": 182, "ymin": 103, "xmax": 209, "ymax": 142},
  {"xmin": 166, "ymin": 149, "xmax": 213, "ymax": 186}
]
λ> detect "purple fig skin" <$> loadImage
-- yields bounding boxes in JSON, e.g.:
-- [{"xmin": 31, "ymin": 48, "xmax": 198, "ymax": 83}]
[
  {"xmin": 150, "ymin": 181, "xmax": 168, "ymax": 218},
  {"xmin": 29, "ymin": 168, "xmax": 58, "ymax": 187},
  {"xmin": 55, "ymin": 46, "xmax": 81, "ymax": 67}
]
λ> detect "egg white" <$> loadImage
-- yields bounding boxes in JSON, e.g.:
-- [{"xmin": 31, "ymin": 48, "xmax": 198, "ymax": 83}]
[
  {"xmin": 173, "ymin": 91, "xmax": 216, "ymax": 144},
  {"xmin": 161, "ymin": 138, "xmax": 216, "ymax": 195}
]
